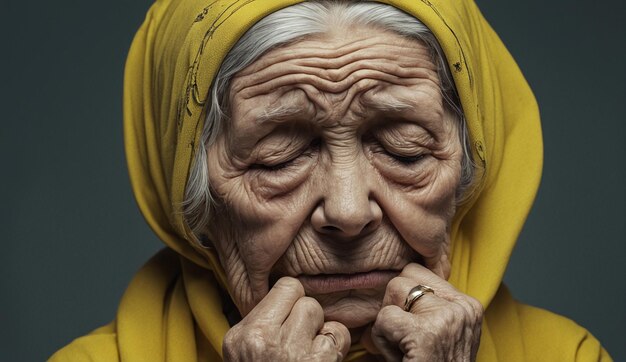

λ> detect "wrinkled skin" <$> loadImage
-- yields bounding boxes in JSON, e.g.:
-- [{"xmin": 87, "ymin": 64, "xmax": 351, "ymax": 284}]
[{"xmin": 208, "ymin": 26, "xmax": 483, "ymax": 361}]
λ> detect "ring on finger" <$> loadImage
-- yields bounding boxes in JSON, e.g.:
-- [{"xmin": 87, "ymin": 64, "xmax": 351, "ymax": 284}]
[
  {"xmin": 404, "ymin": 284, "xmax": 435, "ymax": 312},
  {"xmin": 321, "ymin": 332, "xmax": 337, "ymax": 347}
]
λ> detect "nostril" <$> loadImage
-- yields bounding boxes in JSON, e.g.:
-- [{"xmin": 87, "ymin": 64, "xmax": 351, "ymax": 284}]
[{"xmin": 321, "ymin": 225, "xmax": 341, "ymax": 233}]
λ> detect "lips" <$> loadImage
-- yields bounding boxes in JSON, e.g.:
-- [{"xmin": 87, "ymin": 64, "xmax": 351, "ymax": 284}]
[{"xmin": 297, "ymin": 270, "xmax": 399, "ymax": 295}]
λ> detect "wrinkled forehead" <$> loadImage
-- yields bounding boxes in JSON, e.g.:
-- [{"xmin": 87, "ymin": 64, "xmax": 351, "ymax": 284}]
[
  {"xmin": 192, "ymin": 1, "xmax": 468, "ymax": 165},
  {"xmin": 220, "ymin": 1, "xmax": 446, "ymax": 103},
  {"xmin": 232, "ymin": 29, "xmax": 437, "ymax": 91},
  {"xmin": 224, "ymin": 28, "xmax": 446, "ymax": 144}
]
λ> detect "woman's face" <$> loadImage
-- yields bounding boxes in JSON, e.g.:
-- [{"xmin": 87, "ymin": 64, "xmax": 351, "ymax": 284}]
[{"xmin": 206, "ymin": 26, "xmax": 463, "ymax": 330}]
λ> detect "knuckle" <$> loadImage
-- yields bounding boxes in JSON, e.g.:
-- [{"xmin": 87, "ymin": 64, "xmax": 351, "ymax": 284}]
[
  {"xmin": 241, "ymin": 331, "xmax": 269, "ymax": 351},
  {"xmin": 223, "ymin": 327, "xmax": 244, "ymax": 359},
  {"xmin": 386, "ymin": 277, "xmax": 404, "ymax": 292},
  {"xmin": 223, "ymin": 326, "xmax": 240, "ymax": 347},
  {"xmin": 453, "ymin": 294, "xmax": 484, "ymax": 314},
  {"xmin": 440, "ymin": 306, "xmax": 458, "ymax": 325},
  {"xmin": 377, "ymin": 305, "xmax": 397, "ymax": 319},
  {"xmin": 299, "ymin": 296, "xmax": 322, "ymax": 310},
  {"xmin": 402, "ymin": 263, "xmax": 421, "ymax": 274},
  {"xmin": 222, "ymin": 339, "xmax": 236, "ymax": 359},
  {"xmin": 449, "ymin": 300, "xmax": 467, "ymax": 317},
  {"xmin": 225, "ymin": 326, "xmax": 274, "ymax": 355},
  {"xmin": 299, "ymin": 297, "xmax": 323, "ymax": 318},
  {"xmin": 375, "ymin": 305, "xmax": 401, "ymax": 328},
  {"xmin": 384, "ymin": 277, "xmax": 406, "ymax": 302},
  {"xmin": 468, "ymin": 296, "xmax": 485, "ymax": 318},
  {"xmin": 275, "ymin": 276, "xmax": 304, "ymax": 293},
  {"xmin": 455, "ymin": 295, "xmax": 484, "ymax": 323}
]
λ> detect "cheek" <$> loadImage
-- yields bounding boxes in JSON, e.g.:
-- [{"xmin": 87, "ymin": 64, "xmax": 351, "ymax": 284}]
[
  {"xmin": 207, "ymin": 151, "xmax": 319, "ymax": 299},
  {"xmin": 212, "ymin": 178, "xmax": 317, "ymax": 253},
  {"xmin": 380, "ymin": 161, "xmax": 460, "ymax": 258}
]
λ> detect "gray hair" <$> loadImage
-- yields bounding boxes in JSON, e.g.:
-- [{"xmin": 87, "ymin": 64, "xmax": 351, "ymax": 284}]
[{"xmin": 183, "ymin": 0, "xmax": 476, "ymax": 239}]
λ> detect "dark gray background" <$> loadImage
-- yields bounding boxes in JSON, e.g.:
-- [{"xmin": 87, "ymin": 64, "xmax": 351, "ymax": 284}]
[{"xmin": 1, "ymin": 1, "xmax": 624, "ymax": 360}]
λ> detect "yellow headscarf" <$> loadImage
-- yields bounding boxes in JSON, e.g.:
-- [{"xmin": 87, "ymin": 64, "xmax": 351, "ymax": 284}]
[{"xmin": 50, "ymin": 0, "xmax": 611, "ymax": 361}]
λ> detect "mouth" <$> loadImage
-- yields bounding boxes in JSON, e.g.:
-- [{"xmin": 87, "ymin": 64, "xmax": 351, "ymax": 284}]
[{"xmin": 297, "ymin": 270, "xmax": 400, "ymax": 295}]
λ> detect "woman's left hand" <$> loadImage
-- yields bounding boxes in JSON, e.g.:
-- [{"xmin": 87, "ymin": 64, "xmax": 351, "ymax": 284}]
[{"xmin": 363, "ymin": 263, "xmax": 484, "ymax": 361}]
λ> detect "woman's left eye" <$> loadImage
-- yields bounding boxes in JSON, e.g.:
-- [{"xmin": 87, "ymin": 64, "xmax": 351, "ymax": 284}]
[{"xmin": 388, "ymin": 152, "xmax": 426, "ymax": 165}]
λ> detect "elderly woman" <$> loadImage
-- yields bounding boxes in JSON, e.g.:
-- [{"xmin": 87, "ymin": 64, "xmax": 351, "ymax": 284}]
[{"xmin": 51, "ymin": 0, "xmax": 611, "ymax": 361}]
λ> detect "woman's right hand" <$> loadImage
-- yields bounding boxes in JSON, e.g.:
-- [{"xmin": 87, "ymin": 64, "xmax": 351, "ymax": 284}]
[{"xmin": 222, "ymin": 277, "xmax": 351, "ymax": 361}]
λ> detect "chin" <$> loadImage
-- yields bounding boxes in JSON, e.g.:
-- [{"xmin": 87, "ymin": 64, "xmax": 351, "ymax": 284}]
[{"xmin": 315, "ymin": 292, "xmax": 382, "ymax": 329}]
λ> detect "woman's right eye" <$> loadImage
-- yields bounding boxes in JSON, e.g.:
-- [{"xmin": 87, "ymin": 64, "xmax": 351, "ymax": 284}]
[
  {"xmin": 251, "ymin": 139, "xmax": 320, "ymax": 173},
  {"xmin": 251, "ymin": 158, "xmax": 298, "ymax": 172}
]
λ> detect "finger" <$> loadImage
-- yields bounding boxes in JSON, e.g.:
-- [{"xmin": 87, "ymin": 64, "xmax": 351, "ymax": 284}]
[
  {"xmin": 382, "ymin": 264, "xmax": 460, "ymax": 309},
  {"xmin": 282, "ymin": 296, "xmax": 325, "ymax": 344},
  {"xmin": 371, "ymin": 305, "xmax": 406, "ymax": 362},
  {"xmin": 359, "ymin": 324, "xmax": 381, "ymax": 356},
  {"xmin": 470, "ymin": 316, "xmax": 482, "ymax": 360},
  {"xmin": 244, "ymin": 277, "xmax": 304, "ymax": 323},
  {"xmin": 399, "ymin": 263, "xmax": 459, "ymax": 296},
  {"xmin": 450, "ymin": 297, "xmax": 483, "ymax": 359},
  {"xmin": 404, "ymin": 286, "xmax": 447, "ymax": 314},
  {"xmin": 311, "ymin": 321, "xmax": 351, "ymax": 359},
  {"xmin": 382, "ymin": 276, "xmax": 441, "ymax": 309}
]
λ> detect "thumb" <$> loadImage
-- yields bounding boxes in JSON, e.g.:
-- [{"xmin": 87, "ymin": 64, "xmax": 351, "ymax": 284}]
[{"xmin": 319, "ymin": 321, "xmax": 351, "ymax": 359}]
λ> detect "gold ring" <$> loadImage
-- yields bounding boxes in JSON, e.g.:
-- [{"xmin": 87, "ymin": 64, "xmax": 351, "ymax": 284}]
[{"xmin": 403, "ymin": 284, "xmax": 435, "ymax": 311}]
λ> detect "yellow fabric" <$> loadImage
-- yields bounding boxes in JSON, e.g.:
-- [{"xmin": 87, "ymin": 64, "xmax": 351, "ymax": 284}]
[{"xmin": 50, "ymin": 0, "xmax": 612, "ymax": 361}]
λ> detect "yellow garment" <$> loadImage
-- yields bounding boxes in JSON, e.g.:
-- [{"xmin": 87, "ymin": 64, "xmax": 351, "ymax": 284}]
[{"xmin": 51, "ymin": 0, "xmax": 611, "ymax": 361}]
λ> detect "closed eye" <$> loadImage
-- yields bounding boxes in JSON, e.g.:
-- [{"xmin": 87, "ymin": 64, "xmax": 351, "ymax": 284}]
[
  {"xmin": 251, "ymin": 161, "xmax": 294, "ymax": 171},
  {"xmin": 251, "ymin": 139, "xmax": 320, "ymax": 172},
  {"xmin": 387, "ymin": 152, "xmax": 426, "ymax": 165}
]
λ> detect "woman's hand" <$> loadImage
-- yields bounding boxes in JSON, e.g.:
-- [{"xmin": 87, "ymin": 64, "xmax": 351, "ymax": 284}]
[
  {"xmin": 364, "ymin": 263, "xmax": 483, "ymax": 361},
  {"xmin": 223, "ymin": 277, "xmax": 351, "ymax": 361}
]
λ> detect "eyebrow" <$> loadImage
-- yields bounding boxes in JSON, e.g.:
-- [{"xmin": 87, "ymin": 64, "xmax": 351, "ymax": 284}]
[
  {"xmin": 360, "ymin": 97, "xmax": 415, "ymax": 113},
  {"xmin": 252, "ymin": 96, "xmax": 420, "ymax": 130},
  {"xmin": 359, "ymin": 94, "xmax": 443, "ymax": 134},
  {"xmin": 254, "ymin": 104, "xmax": 306, "ymax": 125},
  {"xmin": 256, "ymin": 97, "xmax": 415, "ymax": 123}
]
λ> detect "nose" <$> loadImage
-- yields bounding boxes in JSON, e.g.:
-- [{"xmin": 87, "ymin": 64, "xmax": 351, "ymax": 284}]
[{"xmin": 310, "ymin": 167, "xmax": 382, "ymax": 238}]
